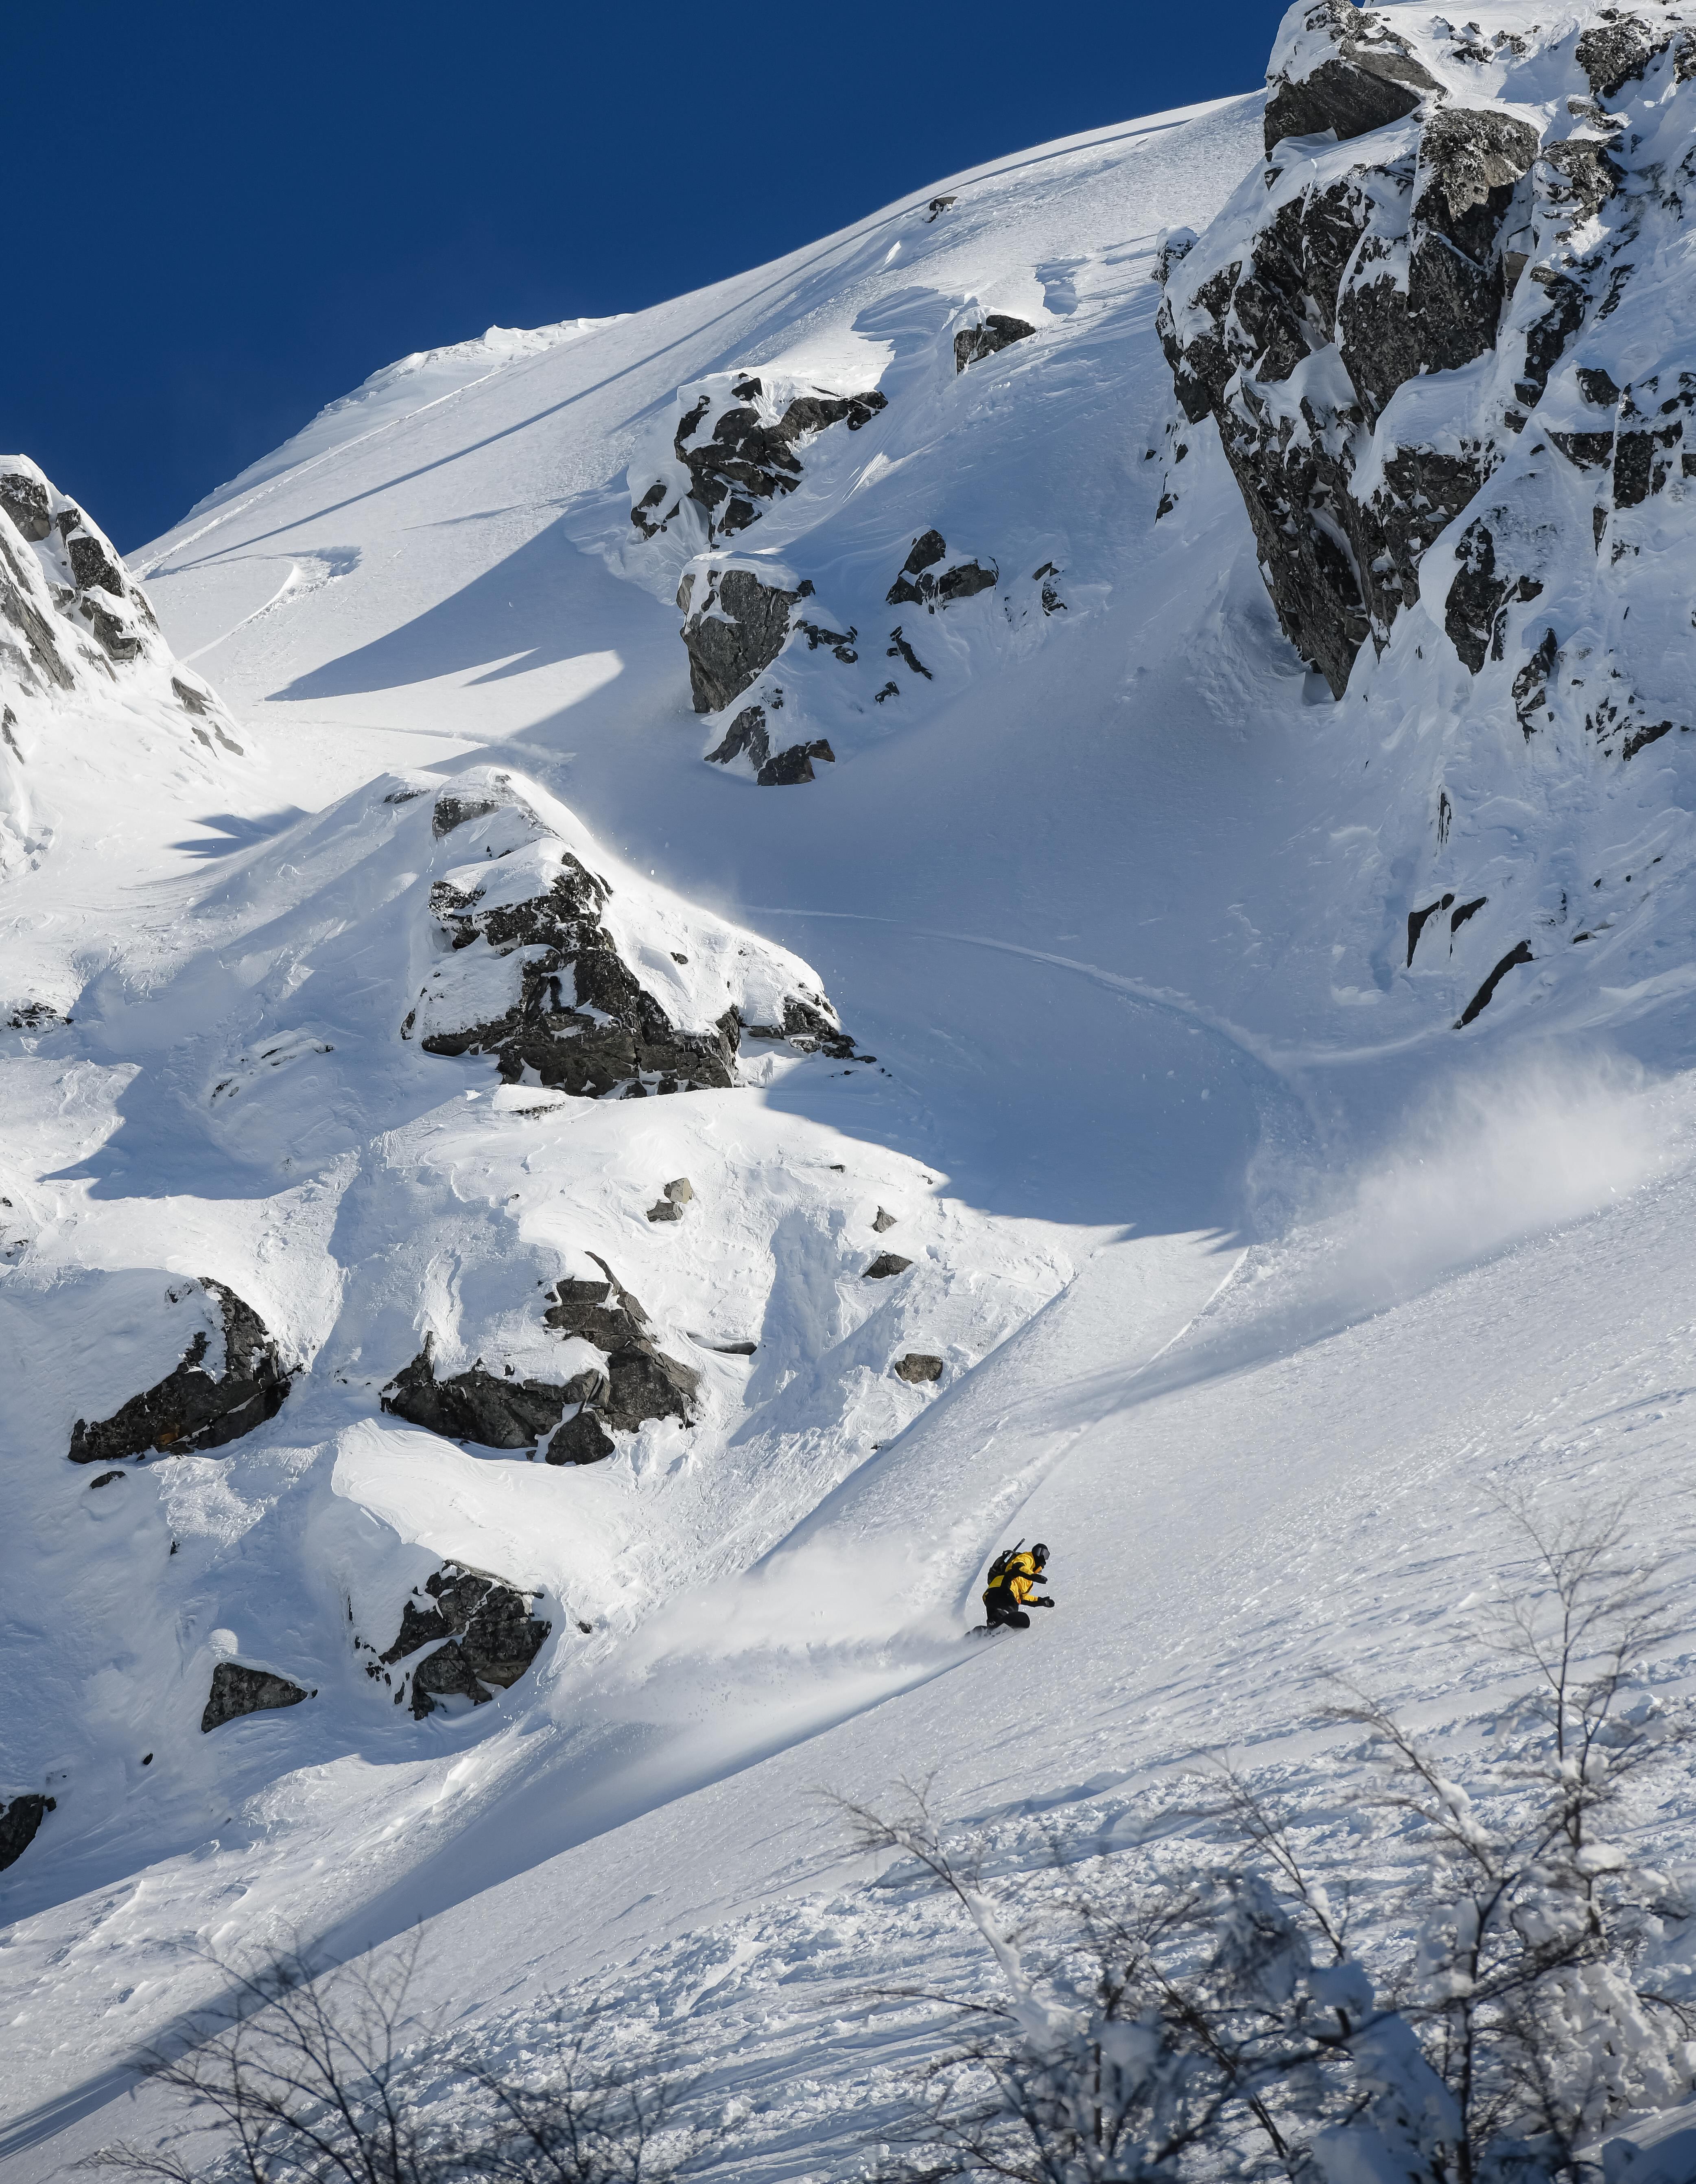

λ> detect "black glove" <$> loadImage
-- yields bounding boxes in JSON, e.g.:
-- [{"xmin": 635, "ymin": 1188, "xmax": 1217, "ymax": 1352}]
[{"xmin": 1036, "ymin": 1596, "xmax": 1054, "ymax": 1607}]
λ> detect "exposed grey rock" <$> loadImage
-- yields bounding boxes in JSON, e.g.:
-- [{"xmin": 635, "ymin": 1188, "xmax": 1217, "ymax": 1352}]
[
  {"xmin": 757, "ymin": 739, "xmax": 835, "ymax": 786},
  {"xmin": 88, "ymin": 1470, "xmax": 127, "ymax": 1489},
  {"xmin": 873, "ymin": 1207, "xmax": 897, "ymax": 1232},
  {"xmin": 380, "ymin": 1564, "xmax": 551, "ymax": 1717},
  {"xmin": 1160, "ymin": 90, "xmax": 1541, "ymax": 693},
  {"xmin": 410, "ymin": 1643, "xmax": 492, "ymax": 1715},
  {"xmin": 433, "ymin": 793, "xmax": 503, "ymax": 836},
  {"xmin": 893, "ymin": 1353, "xmax": 944, "ymax": 1384},
  {"xmin": 0, "ymin": 470, "xmax": 51, "ymax": 543},
  {"xmin": 705, "ymin": 705, "xmax": 770, "ymax": 768},
  {"xmin": 646, "ymin": 1199, "xmax": 683, "ymax": 1222},
  {"xmin": 0, "ymin": 1792, "xmax": 55, "ymax": 1872},
  {"xmin": 1263, "ymin": 0, "xmax": 1444, "ymax": 155},
  {"xmin": 886, "ymin": 531, "xmax": 999, "ymax": 610},
  {"xmin": 544, "ymin": 1269, "xmax": 650, "ymax": 1349},
  {"xmin": 602, "ymin": 1343, "xmax": 701, "ymax": 1431},
  {"xmin": 68, "ymin": 1279, "xmax": 291, "ymax": 1464},
  {"xmin": 1456, "ymin": 939, "xmax": 1534, "ymax": 1026},
  {"xmin": 1576, "ymin": 16, "xmax": 1666, "ymax": 99},
  {"xmin": 863, "ymin": 1253, "xmax": 914, "ymax": 1280},
  {"xmin": 201, "ymin": 1663, "xmax": 313, "ymax": 1733},
  {"xmin": 887, "ymin": 628, "xmax": 932, "ymax": 680},
  {"xmin": 1445, "ymin": 516, "xmax": 1543, "ymax": 673},
  {"xmin": 661, "ymin": 386, "xmax": 887, "ymax": 542},
  {"xmin": 664, "ymin": 1177, "xmax": 693, "ymax": 1204},
  {"xmin": 681, "ymin": 567, "xmax": 800, "ymax": 713},
  {"xmin": 416, "ymin": 838, "xmax": 741, "ymax": 1096},
  {"xmin": 549, "ymin": 1408, "xmax": 616, "ymax": 1464},
  {"xmin": 381, "ymin": 1345, "xmax": 571, "ymax": 1450},
  {"xmin": 953, "ymin": 316, "xmax": 1036, "ymax": 373},
  {"xmin": 737, "ymin": 993, "xmax": 861, "ymax": 1060}
]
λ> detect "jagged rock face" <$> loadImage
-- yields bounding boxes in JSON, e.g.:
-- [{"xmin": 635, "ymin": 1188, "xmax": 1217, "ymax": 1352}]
[
  {"xmin": 1163, "ymin": 0, "xmax": 1626, "ymax": 695},
  {"xmin": 201, "ymin": 1663, "xmax": 312, "ymax": 1733},
  {"xmin": 0, "ymin": 1792, "xmax": 55, "ymax": 1872},
  {"xmin": 678, "ymin": 566, "xmax": 800, "ymax": 714},
  {"xmin": 378, "ymin": 1564, "xmax": 551, "ymax": 1719},
  {"xmin": 406, "ymin": 789, "xmax": 741, "ymax": 1095},
  {"xmin": 629, "ymin": 374, "xmax": 886, "ymax": 545},
  {"xmin": 68, "ymin": 1278, "xmax": 291, "ymax": 1463},
  {"xmin": 0, "ymin": 454, "xmax": 238, "ymax": 747},
  {"xmin": 1262, "ymin": 0, "xmax": 1443, "ymax": 155}
]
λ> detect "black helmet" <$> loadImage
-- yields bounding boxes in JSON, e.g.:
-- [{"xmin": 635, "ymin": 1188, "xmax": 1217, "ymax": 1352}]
[{"xmin": 1031, "ymin": 1542, "xmax": 1049, "ymax": 1565}]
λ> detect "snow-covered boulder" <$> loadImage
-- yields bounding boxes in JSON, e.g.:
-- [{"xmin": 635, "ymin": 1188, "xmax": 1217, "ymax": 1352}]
[
  {"xmin": 402, "ymin": 769, "xmax": 857, "ymax": 1092},
  {"xmin": 66, "ymin": 1276, "xmax": 291, "ymax": 1464}
]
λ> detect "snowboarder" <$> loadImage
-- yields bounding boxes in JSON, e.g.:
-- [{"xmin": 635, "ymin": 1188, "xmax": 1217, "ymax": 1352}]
[{"xmin": 981, "ymin": 1541, "xmax": 1053, "ymax": 1630}]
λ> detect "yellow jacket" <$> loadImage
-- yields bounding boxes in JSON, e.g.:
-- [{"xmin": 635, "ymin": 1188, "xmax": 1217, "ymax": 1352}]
[{"xmin": 986, "ymin": 1551, "xmax": 1043, "ymax": 1606}]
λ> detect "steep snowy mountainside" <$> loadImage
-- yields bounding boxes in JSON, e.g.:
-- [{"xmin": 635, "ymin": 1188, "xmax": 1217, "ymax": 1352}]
[
  {"xmin": 1159, "ymin": 0, "xmax": 1696, "ymax": 1042},
  {"xmin": 7, "ymin": 26, "xmax": 1696, "ymax": 2179}
]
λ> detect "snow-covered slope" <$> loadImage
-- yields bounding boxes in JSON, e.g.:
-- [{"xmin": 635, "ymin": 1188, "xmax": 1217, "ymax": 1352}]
[{"xmin": 6, "ymin": 11, "xmax": 1696, "ymax": 2176}]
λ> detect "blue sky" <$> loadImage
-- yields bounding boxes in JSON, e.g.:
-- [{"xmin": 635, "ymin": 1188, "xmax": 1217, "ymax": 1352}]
[{"xmin": 9, "ymin": 0, "xmax": 1276, "ymax": 550}]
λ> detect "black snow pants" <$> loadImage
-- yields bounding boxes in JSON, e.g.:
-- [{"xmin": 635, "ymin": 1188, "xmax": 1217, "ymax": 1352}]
[{"xmin": 984, "ymin": 1596, "xmax": 1031, "ymax": 1630}]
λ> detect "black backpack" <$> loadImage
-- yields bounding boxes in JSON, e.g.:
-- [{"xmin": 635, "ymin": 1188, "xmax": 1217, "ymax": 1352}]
[{"xmin": 984, "ymin": 1539, "xmax": 1025, "ymax": 1589}]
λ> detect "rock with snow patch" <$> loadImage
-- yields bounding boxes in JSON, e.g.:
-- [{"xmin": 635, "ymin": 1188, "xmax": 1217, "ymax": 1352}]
[
  {"xmin": 863, "ymin": 1252, "xmax": 914, "ymax": 1280},
  {"xmin": 380, "ymin": 1345, "xmax": 573, "ymax": 1449},
  {"xmin": 679, "ymin": 566, "xmax": 801, "ymax": 713},
  {"xmin": 1261, "ymin": 0, "xmax": 1443, "ymax": 155},
  {"xmin": 953, "ymin": 317, "xmax": 1036, "ymax": 373},
  {"xmin": 631, "ymin": 376, "xmax": 888, "ymax": 546},
  {"xmin": 379, "ymin": 1564, "xmax": 551, "ymax": 1719},
  {"xmin": 68, "ymin": 1278, "xmax": 291, "ymax": 1464}
]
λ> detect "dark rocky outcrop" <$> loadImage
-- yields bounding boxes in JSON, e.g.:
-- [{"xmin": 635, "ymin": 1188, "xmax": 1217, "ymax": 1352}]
[
  {"xmin": 549, "ymin": 1409, "xmax": 616, "ymax": 1464},
  {"xmin": 0, "ymin": 1792, "xmax": 55, "ymax": 1872},
  {"xmin": 411, "ymin": 808, "xmax": 742, "ymax": 1095},
  {"xmin": 758, "ymin": 739, "xmax": 835, "ymax": 786},
  {"xmin": 1263, "ymin": 0, "xmax": 1443, "ymax": 155},
  {"xmin": 381, "ymin": 1345, "xmax": 573, "ymax": 1449},
  {"xmin": 1159, "ymin": 84, "xmax": 1542, "ymax": 693},
  {"xmin": 873, "ymin": 1208, "xmax": 897, "ymax": 1232},
  {"xmin": 954, "ymin": 316, "xmax": 1036, "ymax": 373},
  {"xmin": 864, "ymin": 1253, "xmax": 914, "ymax": 1280},
  {"xmin": 893, "ymin": 1353, "xmax": 944, "ymax": 1384},
  {"xmin": 380, "ymin": 1564, "xmax": 551, "ymax": 1719},
  {"xmin": 201, "ymin": 1663, "xmax": 313, "ymax": 1733},
  {"xmin": 886, "ymin": 531, "xmax": 999, "ymax": 611},
  {"xmin": 68, "ymin": 1280, "xmax": 291, "ymax": 1463},
  {"xmin": 680, "ymin": 567, "xmax": 800, "ymax": 713},
  {"xmin": 636, "ymin": 384, "xmax": 887, "ymax": 543}
]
